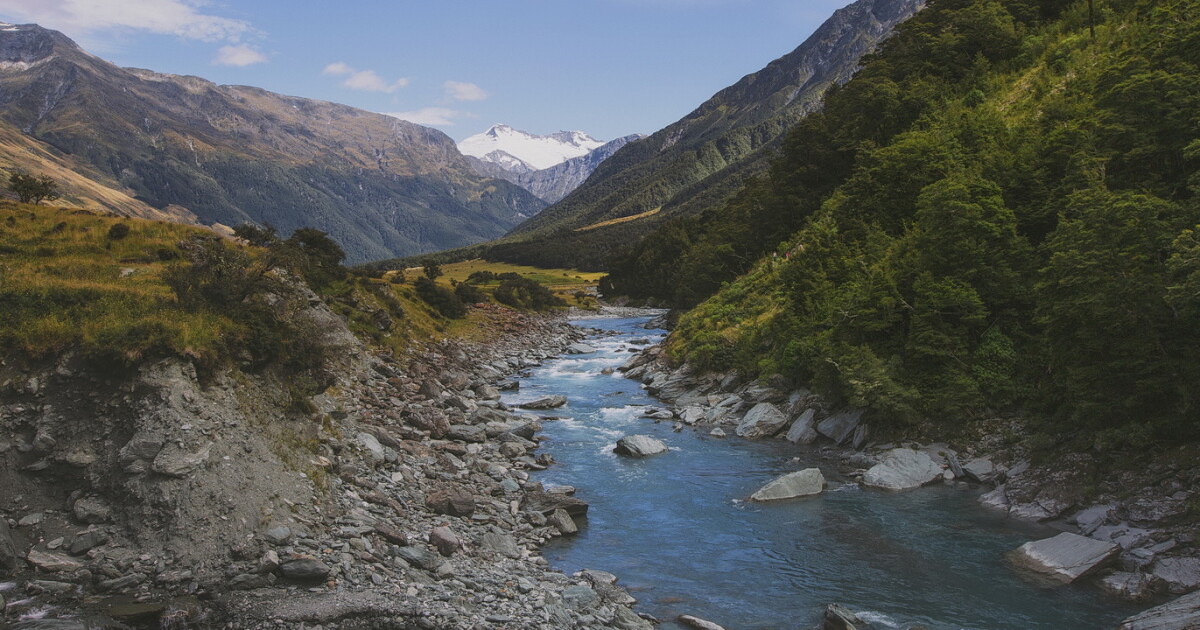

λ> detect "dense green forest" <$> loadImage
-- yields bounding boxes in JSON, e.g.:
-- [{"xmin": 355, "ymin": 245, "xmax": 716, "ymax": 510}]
[{"xmin": 605, "ymin": 0, "xmax": 1200, "ymax": 446}]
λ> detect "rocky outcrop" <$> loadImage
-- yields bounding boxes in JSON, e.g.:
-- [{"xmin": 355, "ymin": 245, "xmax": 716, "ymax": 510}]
[
  {"xmin": 1009, "ymin": 532, "xmax": 1120, "ymax": 584},
  {"xmin": 735, "ymin": 402, "xmax": 788, "ymax": 439},
  {"xmin": 614, "ymin": 435, "xmax": 669, "ymax": 457},
  {"xmin": 750, "ymin": 469, "xmax": 826, "ymax": 501}
]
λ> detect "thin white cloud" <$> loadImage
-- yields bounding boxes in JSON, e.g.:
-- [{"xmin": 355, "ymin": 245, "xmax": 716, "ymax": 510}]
[
  {"xmin": 213, "ymin": 44, "xmax": 266, "ymax": 67},
  {"xmin": 0, "ymin": 0, "xmax": 256, "ymax": 42},
  {"xmin": 444, "ymin": 81, "xmax": 488, "ymax": 102},
  {"xmin": 323, "ymin": 61, "xmax": 408, "ymax": 93},
  {"xmin": 385, "ymin": 108, "xmax": 474, "ymax": 127}
]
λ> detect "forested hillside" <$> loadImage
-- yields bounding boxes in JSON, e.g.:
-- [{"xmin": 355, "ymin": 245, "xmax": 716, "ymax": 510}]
[{"xmin": 610, "ymin": 0, "xmax": 1200, "ymax": 445}]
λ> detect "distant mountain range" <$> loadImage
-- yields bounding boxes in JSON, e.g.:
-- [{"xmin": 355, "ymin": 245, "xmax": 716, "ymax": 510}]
[
  {"xmin": 0, "ymin": 23, "xmax": 546, "ymax": 263},
  {"xmin": 459, "ymin": 126, "xmax": 644, "ymax": 204},
  {"xmin": 405, "ymin": 0, "xmax": 926, "ymax": 271}
]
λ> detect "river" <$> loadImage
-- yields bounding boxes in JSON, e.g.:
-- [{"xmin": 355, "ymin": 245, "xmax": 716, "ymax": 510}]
[{"xmin": 502, "ymin": 316, "xmax": 1140, "ymax": 630}]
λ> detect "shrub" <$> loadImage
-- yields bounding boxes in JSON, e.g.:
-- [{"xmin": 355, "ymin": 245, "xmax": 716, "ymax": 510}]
[
  {"xmin": 493, "ymin": 275, "xmax": 565, "ymax": 311},
  {"xmin": 454, "ymin": 282, "xmax": 488, "ymax": 305},
  {"xmin": 107, "ymin": 223, "xmax": 131, "ymax": 240},
  {"xmin": 414, "ymin": 276, "xmax": 466, "ymax": 318}
]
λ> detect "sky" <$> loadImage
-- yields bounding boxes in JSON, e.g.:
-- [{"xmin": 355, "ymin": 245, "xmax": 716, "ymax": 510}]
[{"xmin": 0, "ymin": 0, "xmax": 852, "ymax": 142}]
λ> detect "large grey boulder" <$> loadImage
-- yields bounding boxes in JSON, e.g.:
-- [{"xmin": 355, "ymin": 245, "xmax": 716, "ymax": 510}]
[
  {"xmin": 1009, "ymin": 532, "xmax": 1120, "ymax": 583},
  {"xmin": 614, "ymin": 435, "xmax": 668, "ymax": 457},
  {"xmin": 735, "ymin": 403, "xmax": 788, "ymax": 439},
  {"xmin": 962, "ymin": 457, "xmax": 997, "ymax": 483},
  {"xmin": 862, "ymin": 448, "xmax": 943, "ymax": 491},
  {"xmin": 521, "ymin": 490, "xmax": 589, "ymax": 517},
  {"xmin": 785, "ymin": 409, "xmax": 819, "ymax": 444},
  {"xmin": 678, "ymin": 615, "xmax": 727, "ymax": 630},
  {"xmin": 566, "ymin": 343, "xmax": 597, "ymax": 354},
  {"xmin": 816, "ymin": 410, "xmax": 863, "ymax": 445},
  {"xmin": 1151, "ymin": 557, "xmax": 1200, "ymax": 594},
  {"xmin": 152, "ymin": 442, "xmax": 213, "ymax": 477},
  {"xmin": 1118, "ymin": 589, "xmax": 1200, "ymax": 630},
  {"xmin": 823, "ymin": 604, "xmax": 867, "ymax": 630},
  {"xmin": 749, "ymin": 469, "xmax": 825, "ymax": 501}
]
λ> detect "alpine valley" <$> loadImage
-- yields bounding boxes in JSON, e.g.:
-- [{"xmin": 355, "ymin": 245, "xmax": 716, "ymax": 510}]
[{"xmin": 3, "ymin": 0, "xmax": 1200, "ymax": 628}]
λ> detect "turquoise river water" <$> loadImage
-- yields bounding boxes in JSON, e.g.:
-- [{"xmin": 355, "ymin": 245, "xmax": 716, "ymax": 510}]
[{"xmin": 502, "ymin": 316, "xmax": 1141, "ymax": 630}]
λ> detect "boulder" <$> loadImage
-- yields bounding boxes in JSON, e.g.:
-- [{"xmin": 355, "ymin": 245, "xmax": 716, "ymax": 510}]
[
  {"xmin": 749, "ymin": 468, "xmax": 825, "ymax": 501},
  {"xmin": 475, "ymin": 384, "xmax": 500, "ymax": 400},
  {"xmin": 548, "ymin": 509, "xmax": 578, "ymax": 535},
  {"xmin": 823, "ymin": 604, "xmax": 867, "ymax": 630},
  {"xmin": 425, "ymin": 488, "xmax": 476, "ymax": 517},
  {"xmin": 679, "ymin": 406, "xmax": 706, "ymax": 425},
  {"xmin": 678, "ymin": 615, "xmax": 727, "ymax": 630},
  {"xmin": 355, "ymin": 432, "xmax": 386, "ymax": 465},
  {"xmin": 279, "ymin": 557, "xmax": 330, "ymax": 581},
  {"xmin": 397, "ymin": 547, "xmax": 444, "ymax": 572},
  {"xmin": 1151, "ymin": 557, "xmax": 1200, "ymax": 594},
  {"xmin": 1117, "ymin": 590, "xmax": 1200, "ymax": 630},
  {"xmin": 561, "ymin": 584, "xmax": 600, "ymax": 610},
  {"xmin": 962, "ymin": 458, "xmax": 997, "ymax": 483},
  {"xmin": 478, "ymin": 532, "xmax": 522, "ymax": 559},
  {"xmin": 614, "ymin": 435, "xmax": 668, "ymax": 457},
  {"xmin": 262, "ymin": 525, "xmax": 292, "ymax": 546},
  {"xmin": 446, "ymin": 424, "xmax": 488, "ymax": 443},
  {"xmin": 518, "ymin": 395, "xmax": 568, "ymax": 410},
  {"xmin": 566, "ymin": 343, "xmax": 597, "ymax": 354},
  {"xmin": 862, "ymin": 448, "xmax": 943, "ymax": 491},
  {"xmin": 735, "ymin": 402, "xmax": 788, "ymax": 439},
  {"xmin": 1101, "ymin": 571, "xmax": 1156, "ymax": 601},
  {"xmin": 1009, "ymin": 532, "xmax": 1120, "ymax": 583},
  {"xmin": 69, "ymin": 529, "xmax": 109, "ymax": 555},
  {"xmin": 429, "ymin": 526, "xmax": 460, "ymax": 557},
  {"xmin": 816, "ymin": 410, "xmax": 863, "ymax": 445},
  {"xmin": 521, "ymin": 490, "xmax": 589, "ymax": 517},
  {"xmin": 785, "ymin": 409, "xmax": 819, "ymax": 444},
  {"xmin": 152, "ymin": 442, "xmax": 213, "ymax": 477}
]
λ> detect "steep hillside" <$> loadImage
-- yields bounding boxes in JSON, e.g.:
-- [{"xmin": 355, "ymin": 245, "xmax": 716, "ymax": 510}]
[
  {"xmin": 0, "ymin": 23, "xmax": 545, "ymax": 263},
  {"xmin": 461, "ymin": 0, "xmax": 926, "ymax": 270},
  {"xmin": 647, "ymin": 0, "xmax": 1200, "ymax": 445},
  {"xmin": 510, "ymin": 134, "xmax": 644, "ymax": 204}
]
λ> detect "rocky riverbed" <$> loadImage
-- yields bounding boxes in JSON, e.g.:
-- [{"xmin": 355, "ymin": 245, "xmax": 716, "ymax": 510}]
[
  {"xmin": 0, "ymin": 303, "xmax": 655, "ymax": 629},
  {"xmin": 618, "ymin": 342, "xmax": 1200, "ymax": 628}
]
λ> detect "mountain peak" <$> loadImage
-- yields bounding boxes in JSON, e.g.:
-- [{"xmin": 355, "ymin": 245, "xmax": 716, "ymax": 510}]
[
  {"xmin": 458, "ymin": 124, "xmax": 604, "ymax": 171},
  {"xmin": 0, "ymin": 22, "xmax": 80, "ymax": 65}
]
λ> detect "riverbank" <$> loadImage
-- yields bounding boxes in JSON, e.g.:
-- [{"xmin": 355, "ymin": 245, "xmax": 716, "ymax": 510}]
[
  {"xmin": 617, "ymin": 339, "xmax": 1200, "ymax": 627},
  {"xmin": 0, "ymin": 303, "xmax": 654, "ymax": 628}
]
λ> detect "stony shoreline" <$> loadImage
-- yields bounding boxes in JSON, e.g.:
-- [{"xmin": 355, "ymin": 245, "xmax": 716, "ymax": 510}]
[
  {"xmin": 0, "ymin": 303, "xmax": 656, "ymax": 629},
  {"xmin": 618, "ymin": 340, "xmax": 1200, "ymax": 629}
]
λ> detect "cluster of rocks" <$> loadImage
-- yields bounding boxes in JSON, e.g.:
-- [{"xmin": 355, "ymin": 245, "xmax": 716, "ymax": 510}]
[
  {"xmin": 619, "ymin": 343, "xmax": 1200, "ymax": 628},
  {"xmin": 0, "ymin": 305, "xmax": 655, "ymax": 628}
]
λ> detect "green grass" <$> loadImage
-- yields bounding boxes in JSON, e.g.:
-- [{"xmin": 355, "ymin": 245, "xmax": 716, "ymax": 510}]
[
  {"xmin": 0, "ymin": 201, "xmax": 237, "ymax": 363},
  {"xmin": 397, "ymin": 258, "xmax": 602, "ymax": 308}
]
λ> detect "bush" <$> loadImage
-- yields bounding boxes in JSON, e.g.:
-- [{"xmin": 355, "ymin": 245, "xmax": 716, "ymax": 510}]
[
  {"xmin": 107, "ymin": 223, "xmax": 131, "ymax": 240},
  {"xmin": 493, "ymin": 275, "xmax": 565, "ymax": 311},
  {"xmin": 454, "ymin": 282, "xmax": 488, "ymax": 304},
  {"xmin": 414, "ymin": 276, "xmax": 466, "ymax": 318},
  {"xmin": 7, "ymin": 171, "xmax": 59, "ymax": 204}
]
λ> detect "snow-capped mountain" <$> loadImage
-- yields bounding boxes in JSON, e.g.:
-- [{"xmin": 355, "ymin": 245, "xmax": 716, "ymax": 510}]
[{"xmin": 458, "ymin": 124, "xmax": 604, "ymax": 171}]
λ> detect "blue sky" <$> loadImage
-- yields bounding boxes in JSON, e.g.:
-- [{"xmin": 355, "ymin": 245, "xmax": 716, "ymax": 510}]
[{"xmin": 0, "ymin": 0, "xmax": 851, "ymax": 142}]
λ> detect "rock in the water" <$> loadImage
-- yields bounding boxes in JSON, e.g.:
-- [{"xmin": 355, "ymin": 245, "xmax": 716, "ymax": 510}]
[
  {"xmin": 824, "ymin": 603, "xmax": 866, "ymax": 630},
  {"xmin": 521, "ymin": 490, "xmax": 589, "ymax": 517},
  {"xmin": 279, "ymin": 557, "xmax": 330, "ymax": 581},
  {"xmin": 710, "ymin": 427, "xmax": 727, "ymax": 438},
  {"xmin": 1009, "ymin": 532, "xmax": 1120, "ymax": 583},
  {"xmin": 566, "ymin": 343, "xmax": 597, "ymax": 354},
  {"xmin": 1101, "ymin": 571, "xmax": 1156, "ymax": 601},
  {"xmin": 614, "ymin": 434, "xmax": 669, "ymax": 457},
  {"xmin": 862, "ymin": 448, "xmax": 943, "ymax": 491},
  {"xmin": 816, "ymin": 410, "xmax": 863, "ymax": 445},
  {"xmin": 785, "ymin": 409, "xmax": 819, "ymax": 444},
  {"xmin": 678, "ymin": 614, "xmax": 727, "ymax": 630},
  {"xmin": 549, "ymin": 509, "xmax": 578, "ymax": 535},
  {"xmin": 1117, "ymin": 589, "xmax": 1200, "ymax": 630},
  {"xmin": 749, "ymin": 469, "xmax": 825, "ymax": 501},
  {"xmin": 518, "ymin": 395, "xmax": 567, "ymax": 410},
  {"xmin": 735, "ymin": 402, "xmax": 788, "ymax": 439}
]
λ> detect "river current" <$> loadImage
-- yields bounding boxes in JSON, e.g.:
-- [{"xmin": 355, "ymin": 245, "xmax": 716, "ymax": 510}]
[{"xmin": 503, "ymin": 316, "xmax": 1139, "ymax": 630}]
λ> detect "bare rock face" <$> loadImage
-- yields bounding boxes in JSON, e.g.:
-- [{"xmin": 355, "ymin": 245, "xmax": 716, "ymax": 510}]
[
  {"xmin": 750, "ymin": 469, "xmax": 826, "ymax": 501},
  {"xmin": 816, "ymin": 410, "xmax": 863, "ymax": 445},
  {"xmin": 1009, "ymin": 532, "xmax": 1120, "ymax": 584}
]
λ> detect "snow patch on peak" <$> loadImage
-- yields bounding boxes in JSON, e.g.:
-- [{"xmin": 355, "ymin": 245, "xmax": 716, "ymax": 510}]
[{"xmin": 459, "ymin": 124, "xmax": 604, "ymax": 171}]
